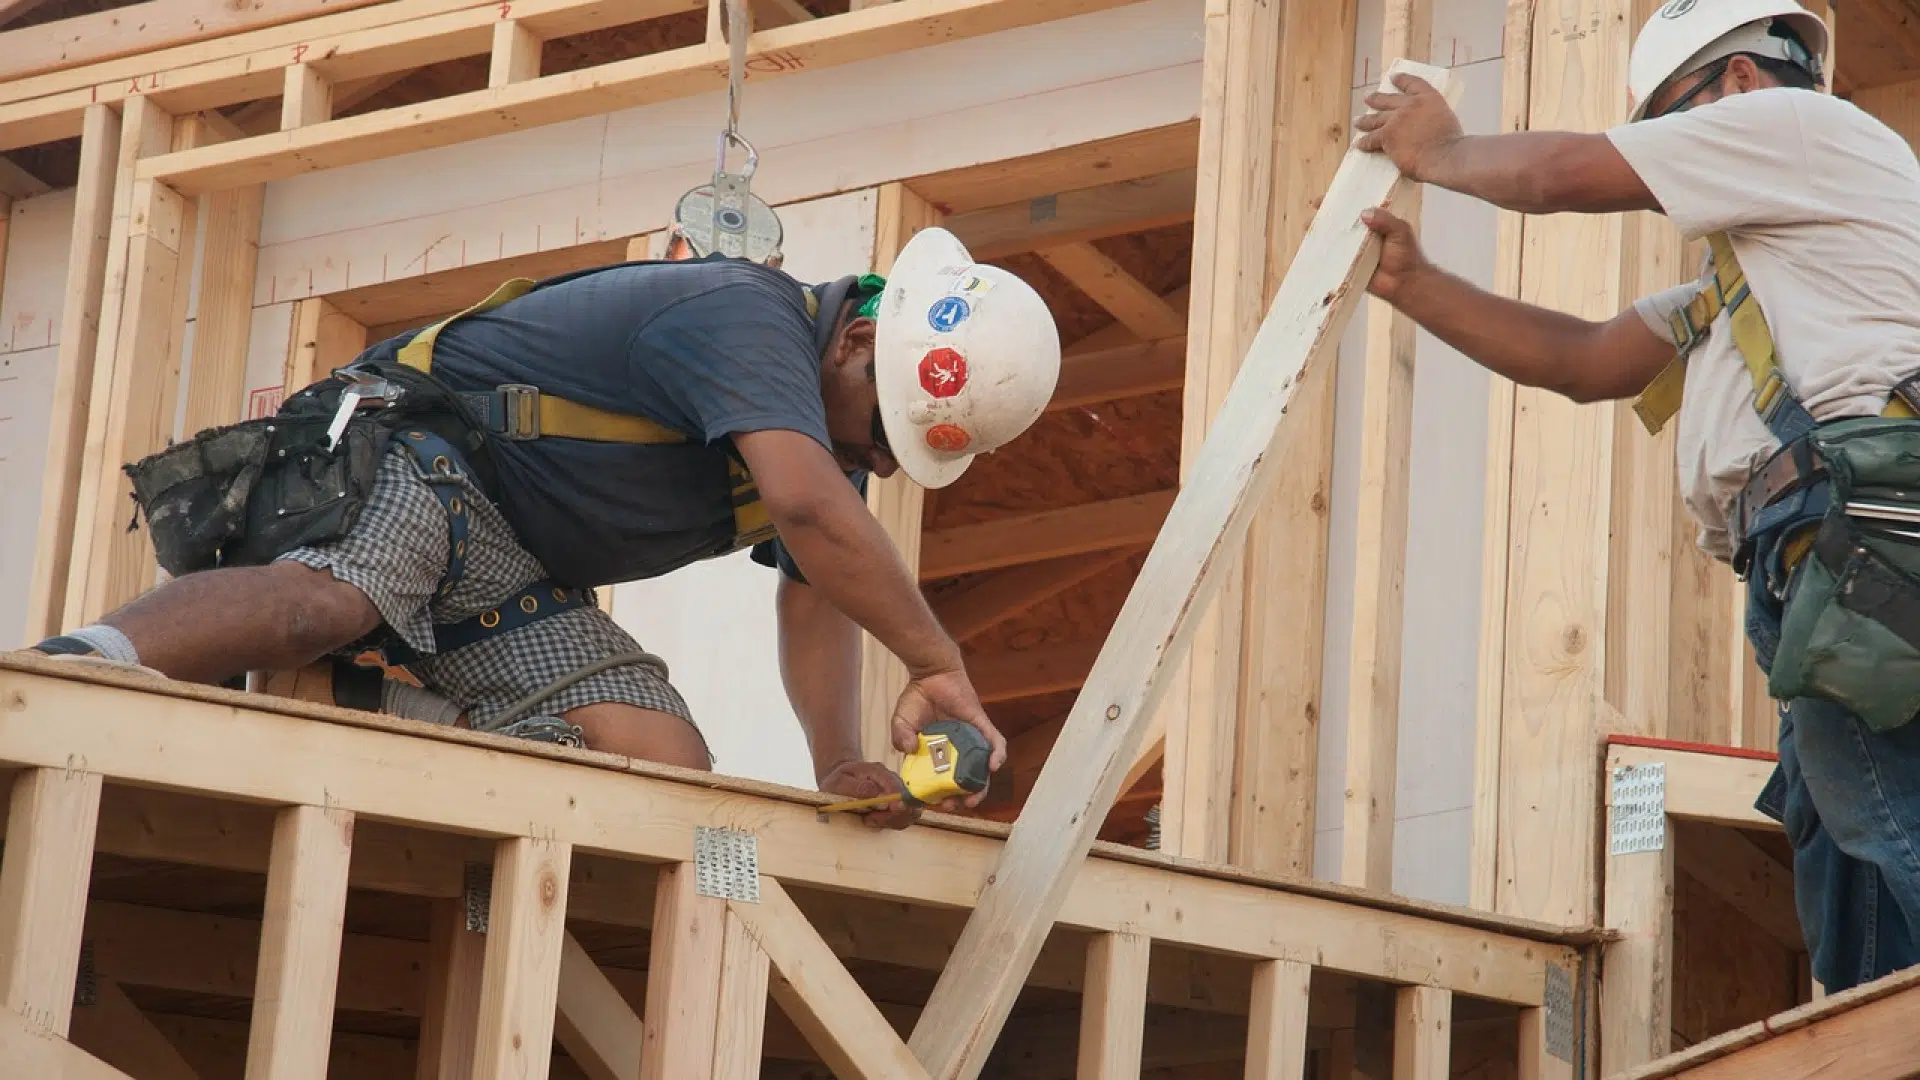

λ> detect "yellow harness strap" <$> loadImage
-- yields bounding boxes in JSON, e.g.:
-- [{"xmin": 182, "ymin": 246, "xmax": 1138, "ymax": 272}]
[
  {"xmin": 1631, "ymin": 231, "xmax": 1917, "ymax": 436},
  {"xmin": 395, "ymin": 275, "xmax": 778, "ymax": 548}
]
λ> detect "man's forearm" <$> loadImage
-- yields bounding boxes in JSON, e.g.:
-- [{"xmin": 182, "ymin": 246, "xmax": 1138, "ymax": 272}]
[
  {"xmin": 1393, "ymin": 264, "xmax": 1603, "ymax": 399},
  {"xmin": 1422, "ymin": 132, "xmax": 1657, "ymax": 216},
  {"xmin": 775, "ymin": 577, "xmax": 865, "ymax": 782}
]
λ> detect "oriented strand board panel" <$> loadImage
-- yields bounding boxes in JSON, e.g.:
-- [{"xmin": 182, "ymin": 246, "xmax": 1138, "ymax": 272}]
[
  {"xmin": 1311, "ymin": 16, "xmax": 1503, "ymax": 906},
  {"xmin": 249, "ymin": 0, "xmax": 1205, "ymax": 303},
  {"xmin": 610, "ymin": 190, "xmax": 877, "ymax": 791}
]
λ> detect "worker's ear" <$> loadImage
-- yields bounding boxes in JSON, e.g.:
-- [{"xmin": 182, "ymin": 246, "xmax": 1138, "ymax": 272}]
[
  {"xmin": 1725, "ymin": 54, "xmax": 1765, "ymax": 94},
  {"xmin": 832, "ymin": 314, "xmax": 878, "ymax": 370}
]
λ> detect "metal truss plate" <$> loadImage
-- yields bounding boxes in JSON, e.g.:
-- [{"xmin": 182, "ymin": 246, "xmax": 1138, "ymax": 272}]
[
  {"xmin": 694, "ymin": 826, "xmax": 760, "ymax": 902},
  {"xmin": 1544, "ymin": 961, "xmax": 1575, "ymax": 1062},
  {"xmin": 1610, "ymin": 761, "xmax": 1667, "ymax": 855},
  {"xmin": 74, "ymin": 940, "xmax": 95, "ymax": 1007},
  {"xmin": 464, "ymin": 861, "xmax": 492, "ymax": 933}
]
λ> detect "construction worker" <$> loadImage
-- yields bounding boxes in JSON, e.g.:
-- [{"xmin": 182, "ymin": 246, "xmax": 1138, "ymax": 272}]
[
  {"xmin": 27, "ymin": 227, "xmax": 1059, "ymax": 829},
  {"xmin": 1354, "ymin": 0, "xmax": 1920, "ymax": 991}
]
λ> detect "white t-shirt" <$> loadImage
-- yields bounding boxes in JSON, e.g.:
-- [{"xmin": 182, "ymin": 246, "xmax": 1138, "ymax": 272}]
[{"xmin": 1605, "ymin": 87, "xmax": 1920, "ymax": 560}]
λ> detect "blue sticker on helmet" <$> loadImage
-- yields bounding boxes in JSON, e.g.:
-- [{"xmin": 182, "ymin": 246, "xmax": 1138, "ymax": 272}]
[{"xmin": 927, "ymin": 295, "xmax": 971, "ymax": 333}]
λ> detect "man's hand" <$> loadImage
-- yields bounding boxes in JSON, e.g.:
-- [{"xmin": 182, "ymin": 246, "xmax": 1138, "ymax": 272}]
[
  {"xmin": 890, "ymin": 668, "xmax": 1007, "ymax": 810},
  {"xmin": 1361, "ymin": 206, "xmax": 1431, "ymax": 305},
  {"xmin": 1353, "ymin": 72, "xmax": 1463, "ymax": 182},
  {"xmin": 818, "ymin": 759, "xmax": 921, "ymax": 830}
]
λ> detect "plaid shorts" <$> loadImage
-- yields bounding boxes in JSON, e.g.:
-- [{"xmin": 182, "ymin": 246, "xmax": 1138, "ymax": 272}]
[{"xmin": 277, "ymin": 442, "xmax": 702, "ymax": 750}]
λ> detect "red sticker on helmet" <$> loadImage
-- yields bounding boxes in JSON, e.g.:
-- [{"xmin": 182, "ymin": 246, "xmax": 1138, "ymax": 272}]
[
  {"xmin": 925, "ymin": 424, "xmax": 971, "ymax": 452},
  {"xmin": 918, "ymin": 348, "xmax": 968, "ymax": 399}
]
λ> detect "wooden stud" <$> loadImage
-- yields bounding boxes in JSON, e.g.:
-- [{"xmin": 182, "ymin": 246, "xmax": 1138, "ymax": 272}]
[
  {"xmin": 555, "ymin": 933, "xmax": 646, "ymax": 1080},
  {"xmin": 1075, "ymin": 932, "xmax": 1150, "ymax": 1079},
  {"xmin": 1230, "ymin": 0, "xmax": 1358, "ymax": 877},
  {"xmin": 918, "ymin": 490, "xmax": 1174, "ymax": 580},
  {"xmin": 711, "ymin": 908, "xmax": 773, "ymax": 1080},
  {"xmin": 1392, "ymin": 986, "xmax": 1449, "ymax": 1078},
  {"xmin": 731, "ymin": 877, "xmax": 931, "ymax": 1080},
  {"xmin": 1037, "ymin": 241, "xmax": 1185, "ymax": 342},
  {"xmin": 0, "ymin": 0, "xmax": 403, "ymax": 84},
  {"xmin": 415, "ymin": 899, "xmax": 485, "ymax": 1080},
  {"xmin": 178, "ymin": 120, "xmax": 266, "ymax": 441},
  {"xmin": 281, "ymin": 63, "xmax": 335, "ymax": 129},
  {"xmin": 284, "ymin": 296, "xmax": 368, "ymax": 393},
  {"xmin": 1243, "ymin": 960, "xmax": 1310, "ymax": 1080},
  {"xmin": 907, "ymin": 61, "xmax": 1464, "ymax": 1080},
  {"xmin": 1339, "ymin": 0, "xmax": 1431, "ymax": 891},
  {"xmin": 934, "ymin": 550, "xmax": 1138, "ymax": 645},
  {"xmin": 68, "ymin": 978, "xmax": 203, "ymax": 1080},
  {"xmin": 1600, "ymin": 777, "xmax": 1674, "ymax": 1074},
  {"xmin": 1158, "ymin": 0, "xmax": 1284, "ymax": 863},
  {"xmin": 1048, "ymin": 337, "xmax": 1186, "ymax": 413},
  {"xmin": 0, "ymin": 1007, "xmax": 143, "ymax": 1080},
  {"xmin": 0, "ymin": 768, "xmax": 103, "ymax": 1036},
  {"xmin": 490, "ymin": 19, "xmax": 544, "ymax": 87},
  {"xmin": 245, "ymin": 804, "xmax": 355, "ymax": 1080},
  {"xmin": 1518, "ymin": 1006, "xmax": 1572, "ymax": 1080},
  {"xmin": 640, "ymin": 862, "xmax": 726, "ymax": 1080},
  {"xmin": 860, "ymin": 182, "xmax": 940, "ymax": 767},
  {"xmin": 473, "ymin": 835, "xmax": 573, "ymax": 1080}
]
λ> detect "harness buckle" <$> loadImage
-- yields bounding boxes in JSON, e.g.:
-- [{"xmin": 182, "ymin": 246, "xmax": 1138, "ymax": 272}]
[{"xmin": 498, "ymin": 384, "xmax": 541, "ymax": 440}]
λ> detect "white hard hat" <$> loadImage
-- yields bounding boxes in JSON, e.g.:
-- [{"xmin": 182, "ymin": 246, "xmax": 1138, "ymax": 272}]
[
  {"xmin": 871, "ymin": 227, "xmax": 1060, "ymax": 489},
  {"xmin": 1627, "ymin": 0, "xmax": 1828, "ymax": 121}
]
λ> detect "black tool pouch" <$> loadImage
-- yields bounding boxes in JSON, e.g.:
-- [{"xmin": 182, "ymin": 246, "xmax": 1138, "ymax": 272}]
[{"xmin": 1770, "ymin": 416, "xmax": 1920, "ymax": 731}]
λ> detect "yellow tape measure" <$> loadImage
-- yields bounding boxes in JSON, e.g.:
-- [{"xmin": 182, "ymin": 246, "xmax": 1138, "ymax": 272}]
[{"xmin": 818, "ymin": 721, "xmax": 992, "ymax": 814}]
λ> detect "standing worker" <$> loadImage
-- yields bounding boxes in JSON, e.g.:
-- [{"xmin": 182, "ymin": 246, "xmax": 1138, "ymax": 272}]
[
  {"xmin": 24, "ymin": 228, "xmax": 1060, "ymax": 830},
  {"xmin": 1353, "ymin": 0, "xmax": 1920, "ymax": 991}
]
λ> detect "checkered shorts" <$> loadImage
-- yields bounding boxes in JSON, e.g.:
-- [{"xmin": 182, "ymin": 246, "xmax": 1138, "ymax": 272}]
[{"xmin": 277, "ymin": 442, "xmax": 701, "ymax": 747}]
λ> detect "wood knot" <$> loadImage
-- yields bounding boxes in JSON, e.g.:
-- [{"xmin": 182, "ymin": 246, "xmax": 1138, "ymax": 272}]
[
  {"xmin": 1562, "ymin": 625, "xmax": 1587, "ymax": 655},
  {"xmin": 539, "ymin": 870, "xmax": 560, "ymax": 907}
]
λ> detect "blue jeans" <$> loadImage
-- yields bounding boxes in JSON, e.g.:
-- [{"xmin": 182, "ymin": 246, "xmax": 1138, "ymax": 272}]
[{"xmin": 1748, "ymin": 517, "xmax": 1920, "ymax": 991}]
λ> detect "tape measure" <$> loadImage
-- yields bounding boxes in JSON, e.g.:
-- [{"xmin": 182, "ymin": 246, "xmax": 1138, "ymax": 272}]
[{"xmin": 818, "ymin": 720, "xmax": 992, "ymax": 814}]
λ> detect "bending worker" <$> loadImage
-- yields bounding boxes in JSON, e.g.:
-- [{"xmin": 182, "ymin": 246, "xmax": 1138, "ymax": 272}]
[
  {"xmin": 1355, "ymin": 0, "xmax": 1920, "ymax": 991},
  {"xmin": 26, "ymin": 226, "xmax": 1060, "ymax": 829}
]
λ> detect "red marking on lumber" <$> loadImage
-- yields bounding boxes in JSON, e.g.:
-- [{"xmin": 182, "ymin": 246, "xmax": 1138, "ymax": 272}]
[{"xmin": 1607, "ymin": 733, "xmax": 1779, "ymax": 763}]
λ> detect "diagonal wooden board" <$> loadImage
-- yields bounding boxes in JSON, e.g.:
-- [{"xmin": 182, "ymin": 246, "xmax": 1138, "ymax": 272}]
[{"xmin": 905, "ymin": 58, "xmax": 1463, "ymax": 1080}]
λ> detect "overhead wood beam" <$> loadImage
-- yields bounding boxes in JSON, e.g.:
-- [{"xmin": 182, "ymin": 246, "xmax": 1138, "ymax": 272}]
[
  {"xmin": 0, "ymin": 1008, "xmax": 139, "ymax": 1080},
  {"xmin": 933, "ymin": 548, "xmax": 1138, "ymax": 644},
  {"xmin": 906, "ymin": 60, "xmax": 1463, "ymax": 1080},
  {"xmin": 134, "ymin": 0, "xmax": 1149, "ymax": 196},
  {"xmin": 1047, "ymin": 338, "xmax": 1185, "ymax": 413},
  {"xmin": 943, "ymin": 168, "xmax": 1197, "ymax": 260},
  {"xmin": 969, "ymin": 637, "xmax": 1101, "ymax": 704},
  {"xmin": 68, "ymin": 980, "xmax": 202, "ymax": 1080},
  {"xmin": 0, "ymin": 0, "xmax": 53, "ymax": 30},
  {"xmin": 1340, "ymin": 0, "xmax": 1432, "ymax": 892},
  {"xmin": 907, "ymin": 122, "xmax": 1200, "ymax": 216},
  {"xmin": 0, "ymin": 154, "xmax": 49, "ymax": 199},
  {"xmin": 1604, "ymin": 739, "xmax": 1777, "ymax": 830},
  {"xmin": 1035, "ymin": 241, "xmax": 1186, "ymax": 341},
  {"xmin": 918, "ymin": 491, "xmax": 1174, "ymax": 581}
]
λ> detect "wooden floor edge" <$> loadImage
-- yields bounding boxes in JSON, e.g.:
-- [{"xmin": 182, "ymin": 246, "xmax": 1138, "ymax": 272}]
[
  {"xmin": 0, "ymin": 650, "xmax": 1604, "ymax": 947},
  {"xmin": 1609, "ymin": 964, "xmax": 1920, "ymax": 1079}
]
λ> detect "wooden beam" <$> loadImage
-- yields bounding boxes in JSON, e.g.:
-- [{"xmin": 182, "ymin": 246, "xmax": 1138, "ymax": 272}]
[
  {"xmin": 416, "ymin": 899, "xmax": 484, "ymax": 1080},
  {"xmin": 1672, "ymin": 820, "xmax": 1800, "ymax": 950},
  {"xmin": 1606, "ymin": 740, "xmax": 1777, "ymax": 830},
  {"xmin": 555, "ymin": 933, "xmax": 646, "ymax": 1080},
  {"xmin": 474, "ymin": 836, "xmax": 573, "ymax": 1080},
  {"xmin": 861, "ymin": 182, "xmax": 941, "ymax": 767},
  {"xmin": 905, "ymin": 60, "xmax": 1462, "ymax": 1080},
  {"xmin": 641, "ymin": 863, "xmax": 725, "ymax": 1079},
  {"xmin": 181, "ymin": 116, "xmax": 265, "ymax": 441},
  {"xmin": 490, "ymin": 19, "xmax": 545, "ymax": 86},
  {"xmin": 1075, "ymin": 932, "xmax": 1150, "ymax": 1079},
  {"xmin": 0, "ymin": 768, "xmax": 102, "ymax": 1036},
  {"xmin": 943, "ymin": 169, "xmax": 1197, "ymax": 260},
  {"xmin": 0, "ymin": 0, "xmax": 52, "ymax": 29},
  {"xmin": 918, "ymin": 490, "xmax": 1174, "ymax": 581},
  {"xmin": 1047, "ymin": 337, "xmax": 1185, "ymax": 413},
  {"xmin": 1243, "ymin": 960, "xmax": 1310, "ymax": 1080},
  {"xmin": 933, "ymin": 549, "xmax": 1137, "ymax": 644},
  {"xmin": 907, "ymin": 122, "xmax": 1200, "ymax": 216},
  {"xmin": 281, "ymin": 63, "xmax": 335, "ymax": 130},
  {"xmin": 971, "ymin": 638, "xmax": 1099, "ymax": 704},
  {"xmin": 732, "ymin": 877, "xmax": 931, "ymax": 1080},
  {"xmin": 245, "ymin": 804, "xmax": 356, "ymax": 1080},
  {"xmin": 1340, "ymin": 0, "xmax": 1431, "ymax": 892},
  {"xmin": 25, "ymin": 102, "xmax": 125, "ymax": 643},
  {"xmin": 285, "ymin": 296, "xmax": 368, "ymax": 393},
  {"xmin": 711, "ymin": 909, "xmax": 773, "ymax": 1080},
  {"xmin": 135, "ymin": 0, "xmax": 1148, "ymax": 196},
  {"xmin": 1229, "ymin": 0, "xmax": 1357, "ymax": 879},
  {"xmin": 0, "ymin": 656, "xmax": 1587, "ymax": 1007},
  {"xmin": 1601, "ymin": 754, "xmax": 1673, "ymax": 1075},
  {"xmin": 1158, "ymin": 0, "xmax": 1285, "ymax": 865},
  {"xmin": 68, "ymin": 980, "xmax": 202, "ymax": 1080},
  {"xmin": 1393, "ymin": 986, "xmax": 1450, "ymax": 1078},
  {"xmin": 1036, "ymin": 241, "xmax": 1186, "ymax": 341},
  {"xmin": 0, "ymin": 1009, "xmax": 139, "ymax": 1080},
  {"xmin": 0, "ymin": 154, "xmax": 49, "ymax": 199}
]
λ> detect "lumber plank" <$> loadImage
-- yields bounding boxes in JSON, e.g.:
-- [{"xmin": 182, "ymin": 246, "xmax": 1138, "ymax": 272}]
[
  {"xmin": 0, "ymin": 154, "xmax": 50, "ymax": 199},
  {"xmin": 68, "ymin": 979, "xmax": 202, "ymax": 1080},
  {"xmin": 0, "ymin": 768, "xmax": 102, "ymax": 1036},
  {"xmin": 245, "ymin": 804, "xmax": 356, "ymax": 1080},
  {"xmin": 1038, "ymin": 241, "xmax": 1186, "ymax": 341},
  {"xmin": 284, "ymin": 296, "xmax": 368, "ymax": 393},
  {"xmin": 711, "ymin": 908, "xmax": 773, "ymax": 1080},
  {"xmin": 1229, "ymin": 0, "xmax": 1357, "ymax": 877},
  {"xmin": 473, "ymin": 835, "xmax": 573, "ymax": 1080},
  {"xmin": 1340, "ymin": 0, "xmax": 1431, "ymax": 891},
  {"xmin": 908, "ymin": 123, "xmax": 1201, "ymax": 217},
  {"xmin": 732, "ymin": 877, "xmax": 931, "ymax": 1080},
  {"xmin": 934, "ymin": 549, "xmax": 1138, "ymax": 645},
  {"xmin": 555, "ymin": 933, "xmax": 645, "ymax": 1080},
  {"xmin": 640, "ymin": 863, "xmax": 725, "ymax": 1079},
  {"xmin": 1600, "ymin": 760, "xmax": 1674, "ymax": 1075},
  {"xmin": 943, "ymin": 169, "xmax": 1197, "ymax": 260},
  {"xmin": 135, "ymin": 0, "xmax": 1144, "ymax": 196},
  {"xmin": 1606, "ymin": 743, "xmax": 1775, "ymax": 830},
  {"xmin": 1243, "ymin": 960, "xmax": 1310, "ymax": 1080},
  {"xmin": 490, "ymin": 19, "xmax": 545, "ymax": 86},
  {"xmin": 1671, "ymin": 820, "xmax": 1800, "ymax": 950},
  {"xmin": 281, "ymin": 63, "xmax": 335, "ymax": 130},
  {"xmin": 918, "ymin": 490, "xmax": 1174, "ymax": 580},
  {"xmin": 1518, "ymin": 1005, "xmax": 1572, "ymax": 1080},
  {"xmin": 0, "ymin": 0, "xmax": 398, "ymax": 84},
  {"xmin": 0, "ymin": 1009, "xmax": 139, "ymax": 1080},
  {"xmin": 1076, "ymin": 932, "xmax": 1150, "ymax": 1079},
  {"xmin": 1047, "ymin": 337, "xmax": 1185, "ymax": 413},
  {"xmin": 1159, "ymin": 0, "xmax": 1284, "ymax": 863},
  {"xmin": 180, "ymin": 169, "xmax": 266, "ymax": 437},
  {"xmin": 25, "ymin": 103, "xmax": 126, "ymax": 642},
  {"xmin": 1393, "ymin": 985, "xmax": 1450, "ymax": 1079},
  {"xmin": 970, "ymin": 637, "xmax": 1101, "ymax": 704},
  {"xmin": 904, "ymin": 59, "xmax": 1463, "ymax": 1080},
  {"xmin": 414, "ymin": 899, "xmax": 485, "ymax": 1080}
]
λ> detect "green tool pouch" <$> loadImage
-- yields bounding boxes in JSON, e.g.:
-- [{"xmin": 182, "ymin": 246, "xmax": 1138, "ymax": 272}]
[
  {"xmin": 123, "ymin": 412, "xmax": 388, "ymax": 578},
  {"xmin": 1770, "ymin": 416, "xmax": 1920, "ymax": 731}
]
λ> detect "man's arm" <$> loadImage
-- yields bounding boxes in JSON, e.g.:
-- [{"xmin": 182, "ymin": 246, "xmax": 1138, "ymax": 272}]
[
  {"xmin": 1364, "ymin": 207, "xmax": 1676, "ymax": 402},
  {"xmin": 732, "ymin": 428, "xmax": 1008, "ymax": 778},
  {"xmin": 773, "ymin": 573, "xmax": 920, "ymax": 828}
]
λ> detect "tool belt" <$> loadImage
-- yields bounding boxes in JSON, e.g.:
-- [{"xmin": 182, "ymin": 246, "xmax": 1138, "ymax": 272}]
[{"xmin": 1634, "ymin": 230, "xmax": 1920, "ymax": 731}]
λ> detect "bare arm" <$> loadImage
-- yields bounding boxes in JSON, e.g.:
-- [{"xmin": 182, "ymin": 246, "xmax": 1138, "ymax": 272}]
[{"xmin": 1364, "ymin": 207, "xmax": 1675, "ymax": 403}]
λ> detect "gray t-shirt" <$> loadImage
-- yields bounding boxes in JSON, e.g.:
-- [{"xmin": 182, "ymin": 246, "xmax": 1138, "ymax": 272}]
[
  {"xmin": 1605, "ymin": 87, "xmax": 1920, "ymax": 559},
  {"xmin": 404, "ymin": 256, "xmax": 855, "ymax": 587}
]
